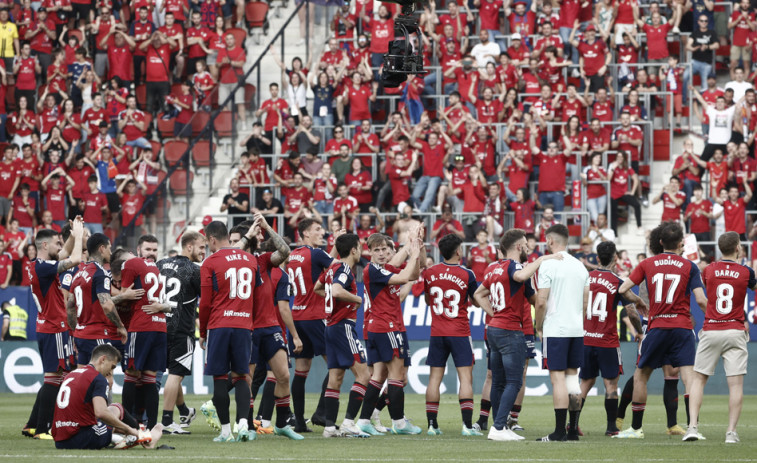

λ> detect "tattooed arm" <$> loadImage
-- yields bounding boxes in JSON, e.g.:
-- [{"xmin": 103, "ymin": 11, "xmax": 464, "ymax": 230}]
[
  {"xmin": 98, "ymin": 292, "xmax": 127, "ymax": 342},
  {"xmin": 66, "ymin": 292, "xmax": 78, "ymax": 332},
  {"xmin": 253, "ymin": 212, "xmax": 290, "ymax": 266},
  {"xmin": 58, "ymin": 218, "xmax": 84, "ymax": 273},
  {"xmin": 111, "ymin": 283, "xmax": 145, "ymax": 305}
]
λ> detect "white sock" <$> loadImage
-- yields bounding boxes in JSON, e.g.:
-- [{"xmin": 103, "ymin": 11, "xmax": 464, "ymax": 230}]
[
  {"xmin": 392, "ymin": 419, "xmax": 406, "ymax": 429},
  {"xmin": 357, "ymin": 419, "xmax": 370, "ymax": 426},
  {"xmin": 371, "ymin": 409, "xmax": 381, "ymax": 419},
  {"xmin": 221, "ymin": 423, "xmax": 231, "ymax": 436},
  {"xmin": 261, "ymin": 419, "xmax": 271, "ymax": 428},
  {"xmin": 237, "ymin": 418, "xmax": 248, "ymax": 429}
]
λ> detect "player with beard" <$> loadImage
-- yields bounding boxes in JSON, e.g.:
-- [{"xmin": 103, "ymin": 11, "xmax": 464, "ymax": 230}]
[
  {"xmin": 157, "ymin": 231, "xmax": 206, "ymax": 434},
  {"xmin": 24, "ymin": 221, "xmax": 85, "ymax": 439}
]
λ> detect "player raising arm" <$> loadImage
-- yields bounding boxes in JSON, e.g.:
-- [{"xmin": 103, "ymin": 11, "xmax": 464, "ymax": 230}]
[
  {"xmin": 685, "ymin": 231, "xmax": 756, "ymax": 443},
  {"xmin": 614, "ymin": 222, "xmax": 708, "ymax": 439}
]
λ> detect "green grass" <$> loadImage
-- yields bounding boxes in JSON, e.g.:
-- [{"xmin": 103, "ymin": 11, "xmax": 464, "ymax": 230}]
[{"xmin": 2, "ymin": 393, "xmax": 756, "ymax": 462}]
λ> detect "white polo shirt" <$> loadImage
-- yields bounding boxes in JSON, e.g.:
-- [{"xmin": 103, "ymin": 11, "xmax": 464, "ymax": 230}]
[{"xmin": 538, "ymin": 250, "xmax": 590, "ymax": 338}]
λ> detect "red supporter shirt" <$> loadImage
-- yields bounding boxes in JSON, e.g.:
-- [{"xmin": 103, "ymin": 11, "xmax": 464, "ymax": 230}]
[
  {"xmin": 424, "ymin": 262, "xmax": 477, "ymax": 337},
  {"xmin": 344, "ymin": 171, "xmax": 372, "ymax": 204},
  {"xmin": 217, "ymin": 46, "xmax": 246, "ymax": 84},
  {"xmin": 285, "ymin": 186, "xmax": 311, "ymax": 214},
  {"xmin": 199, "ymin": 248, "xmax": 261, "ymax": 337},
  {"xmin": 260, "ymin": 98, "xmax": 289, "ymax": 131},
  {"xmin": 629, "ymin": 253, "xmax": 703, "ymax": 330},
  {"xmin": 45, "ymin": 187, "xmax": 67, "ymax": 221},
  {"xmin": 121, "ymin": 258, "xmax": 165, "ymax": 333},
  {"xmin": 0, "ymin": 162, "xmax": 19, "ymax": 198},
  {"xmin": 368, "ymin": 18, "xmax": 394, "ymax": 54},
  {"xmin": 702, "ymin": 260, "xmax": 755, "ymax": 331},
  {"xmin": 585, "ymin": 269, "xmax": 628, "ymax": 348},
  {"xmin": 118, "ymin": 109, "xmax": 147, "ymax": 141},
  {"xmin": 732, "ymin": 10, "xmax": 755, "ymax": 46},
  {"xmin": 479, "ymin": 0, "xmax": 503, "ymax": 29},
  {"xmin": 643, "ymin": 23, "xmax": 671, "ymax": 59},
  {"xmin": 661, "ymin": 191, "xmax": 685, "ymax": 222},
  {"xmin": 417, "ymin": 140, "xmax": 447, "ymax": 177},
  {"xmin": 345, "ymin": 84, "xmax": 372, "ymax": 122},
  {"xmin": 108, "ymin": 45, "xmax": 134, "ymax": 81},
  {"xmin": 17, "ymin": 158, "xmax": 40, "ymax": 191},
  {"xmin": 469, "ymin": 245, "xmax": 497, "ymax": 281},
  {"xmin": 145, "ymin": 44, "xmax": 171, "ymax": 82},
  {"xmin": 686, "ymin": 200, "xmax": 712, "ymax": 234},
  {"xmin": 707, "ymin": 160, "xmax": 728, "ymax": 198},
  {"xmin": 120, "ymin": 192, "xmax": 144, "ymax": 227},
  {"xmin": 511, "ymin": 200, "xmax": 536, "ymax": 233},
  {"xmin": 288, "ymin": 246, "xmax": 333, "ymax": 321},
  {"xmin": 15, "ymin": 57, "xmax": 37, "ymax": 91},
  {"xmin": 724, "ymin": 197, "xmax": 747, "ymax": 234},
  {"xmin": 82, "ymin": 191, "xmax": 107, "ymax": 223},
  {"xmin": 68, "ymin": 165, "xmax": 95, "ymax": 198},
  {"xmin": 578, "ymin": 39, "xmax": 607, "ymax": 76},
  {"xmin": 11, "ymin": 196, "xmax": 35, "ymax": 227},
  {"xmin": 481, "ymin": 259, "xmax": 534, "ymax": 331},
  {"xmin": 592, "ymin": 101, "xmax": 614, "ymax": 122},
  {"xmin": 29, "ymin": 19, "xmax": 57, "ymax": 54},
  {"xmin": 186, "ymin": 26, "xmax": 212, "ymax": 57},
  {"xmin": 537, "ymin": 153, "xmax": 569, "ymax": 192},
  {"xmin": 610, "ymin": 167, "xmax": 633, "ymax": 199}
]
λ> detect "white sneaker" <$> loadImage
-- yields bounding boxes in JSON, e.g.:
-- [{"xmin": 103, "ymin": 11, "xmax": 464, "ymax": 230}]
[
  {"xmin": 371, "ymin": 410, "xmax": 388, "ymax": 433},
  {"xmin": 323, "ymin": 426, "xmax": 340, "ymax": 438},
  {"xmin": 340, "ymin": 421, "xmax": 370, "ymax": 437},
  {"xmin": 682, "ymin": 427, "xmax": 705, "ymax": 442},
  {"xmin": 726, "ymin": 431, "xmax": 740, "ymax": 443},
  {"xmin": 162, "ymin": 423, "xmax": 191, "ymax": 435},
  {"xmin": 506, "ymin": 428, "xmax": 525, "ymax": 440},
  {"xmin": 487, "ymin": 427, "xmax": 518, "ymax": 441}
]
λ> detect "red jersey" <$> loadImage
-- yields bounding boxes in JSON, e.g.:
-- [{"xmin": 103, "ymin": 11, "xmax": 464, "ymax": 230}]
[
  {"xmin": 345, "ymin": 84, "xmax": 372, "ymax": 121},
  {"xmin": 701, "ymin": 260, "xmax": 755, "ymax": 331},
  {"xmin": 469, "ymin": 245, "xmax": 497, "ymax": 281},
  {"xmin": 118, "ymin": 109, "xmax": 147, "ymax": 141},
  {"xmin": 686, "ymin": 200, "xmax": 712, "ymax": 234},
  {"xmin": 511, "ymin": 200, "xmax": 536, "ymax": 233},
  {"xmin": 585, "ymin": 167, "xmax": 607, "ymax": 199},
  {"xmin": 15, "ymin": 57, "xmax": 37, "ymax": 91},
  {"xmin": 707, "ymin": 160, "xmax": 728, "ymax": 198},
  {"xmin": 537, "ymin": 153, "xmax": 569, "ymax": 192},
  {"xmin": 577, "ymin": 39, "xmax": 607, "ymax": 76},
  {"xmin": 320, "ymin": 261, "xmax": 359, "ymax": 325},
  {"xmin": 288, "ymin": 245, "xmax": 333, "ymax": 321},
  {"xmin": 217, "ymin": 46, "xmax": 246, "ymax": 84},
  {"xmin": 259, "ymin": 98, "xmax": 289, "ymax": 131},
  {"xmin": 120, "ymin": 193, "xmax": 144, "ymax": 227},
  {"xmin": 481, "ymin": 259, "xmax": 534, "ymax": 331},
  {"xmin": 17, "ymin": 158, "xmax": 40, "ymax": 191},
  {"xmin": 82, "ymin": 191, "xmax": 107, "ymax": 224},
  {"xmin": 352, "ymin": 132, "xmax": 380, "ymax": 154},
  {"xmin": 11, "ymin": 196, "xmax": 35, "ymax": 228},
  {"xmin": 108, "ymin": 45, "xmax": 133, "ymax": 81},
  {"xmin": 367, "ymin": 18, "xmax": 394, "ymax": 54},
  {"xmin": 284, "ymin": 186, "xmax": 311, "ymax": 214},
  {"xmin": 145, "ymin": 44, "xmax": 171, "ymax": 82},
  {"xmin": 186, "ymin": 26, "xmax": 212, "ymax": 58},
  {"xmin": 344, "ymin": 171, "xmax": 372, "ymax": 204},
  {"xmin": 610, "ymin": 167, "xmax": 633, "ymax": 199},
  {"xmin": 252, "ymin": 252, "xmax": 281, "ymax": 329},
  {"xmin": 661, "ymin": 191, "xmax": 685, "ymax": 222},
  {"xmin": 724, "ymin": 197, "xmax": 747, "ymax": 234},
  {"xmin": 71, "ymin": 261, "xmax": 118, "ymax": 340},
  {"xmin": 585, "ymin": 269, "xmax": 628, "ymax": 348},
  {"xmin": 424, "ymin": 262, "xmax": 477, "ymax": 337},
  {"xmin": 29, "ymin": 19, "xmax": 56, "ymax": 54},
  {"xmin": 120, "ymin": 258, "xmax": 165, "ymax": 333},
  {"xmin": 199, "ymin": 248, "xmax": 261, "ymax": 337},
  {"xmin": 31, "ymin": 258, "xmax": 68, "ymax": 335},
  {"xmin": 612, "ymin": 125, "xmax": 643, "ymax": 162},
  {"xmin": 629, "ymin": 253, "xmax": 703, "ymax": 330},
  {"xmin": 643, "ymin": 23, "xmax": 671, "ymax": 59},
  {"xmin": 52, "ymin": 365, "xmax": 108, "ymax": 442},
  {"xmin": 364, "ymin": 263, "xmax": 405, "ymax": 333}
]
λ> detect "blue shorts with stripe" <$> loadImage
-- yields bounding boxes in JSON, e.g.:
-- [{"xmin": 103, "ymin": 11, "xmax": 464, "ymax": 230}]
[
  {"xmin": 37, "ymin": 331, "xmax": 73, "ymax": 373},
  {"xmin": 75, "ymin": 338, "xmax": 125, "ymax": 369},
  {"xmin": 126, "ymin": 331, "xmax": 167, "ymax": 372},
  {"xmin": 426, "ymin": 336, "xmax": 475, "ymax": 368},
  {"xmin": 365, "ymin": 330, "xmax": 409, "ymax": 366},
  {"xmin": 638, "ymin": 328, "xmax": 696, "ymax": 369},
  {"xmin": 525, "ymin": 334, "xmax": 536, "ymax": 359},
  {"xmin": 580, "ymin": 345, "xmax": 623, "ymax": 379},
  {"xmin": 289, "ymin": 319, "xmax": 326, "ymax": 359},
  {"xmin": 542, "ymin": 337, "xmax": 583, "ymax": 371},
  {"xmin": 204, "ymin": 327, "xmax": 251, "ymax": 376},
  {"xmin": 54, "ymin": 422, "xmax": 111, "ymax": 449},
  {"xmin": 251, "ymin": 326, "xmax": 288, "ymax": 366},
  {"xmin": 325, "ymin": 320, "xmax": 366, "ymax": 370}
]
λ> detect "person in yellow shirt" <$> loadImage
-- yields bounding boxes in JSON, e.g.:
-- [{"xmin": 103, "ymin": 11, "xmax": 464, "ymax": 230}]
[{"xmin": 0, "ymin": 8, "xmax": 19, "ymax": 71}]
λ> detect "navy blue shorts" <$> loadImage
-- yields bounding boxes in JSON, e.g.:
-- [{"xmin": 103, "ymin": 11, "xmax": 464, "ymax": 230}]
[
  {"xmin": 525, "ymin": 334, "xmax": 536, "ymax": 359},
  {"xmin": 54, "ymin": 422, "xmax": 111, "ymax": 449},
  {"xmin": 580, "ymin": 345, "xmax": 623, "ymax": 379},
  {"xmin": 75, "ymin": 338, "xmax": 125, "ymax": 368},
  {"xmin": 365, "ymin": 331, "xmax": 409, "ymax": 366},
  {"xmin": 542, "ymin": 337, "xmax": 583, "ymax": 371},
  {"xmin": 289, "ymin": 319, "xmax": 326, "ymax": 359},
  {"xmin": 638, "ymin": 328, "xmax": 696, "ymax": 370},
  {"xmin": 126, "ymin": 331, "xmax": 167, "ymax": 372},
  {"xmin": 251, "ymin": 326, "xmax": 287, "ymax": 365},
  {"xmin": 38, "ymin": 331, "xmax": 73, "ymax": 373},
  {"xmin": 426, "ymin": 336, "xmax": 475, "ymax": 368},
  {"xmin": 205, "ymin": 327, "xmax": 251, "ymax": 376},
  {"xmin": 325, "ymin": 320, "xmax": 366, "ymax": 369}
]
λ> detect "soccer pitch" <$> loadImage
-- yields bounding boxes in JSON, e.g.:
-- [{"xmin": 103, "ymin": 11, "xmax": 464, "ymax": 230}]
[{"xmin": 2, "ymin": 394, "xmax": 756, "ymax": 462}]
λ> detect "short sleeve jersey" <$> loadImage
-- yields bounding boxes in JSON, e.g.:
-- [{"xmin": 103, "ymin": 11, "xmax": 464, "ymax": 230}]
[
  {"xmin": 364, "ymin": 263, "xmax": 405, "ymax": 333},
  {"xmin": 288, "ymin": 246, "xmax": 333, "ymax": 321},
  {"xmin": 121, "ymin": 258, "xmax": 165, "ymax": 333},
  {"xmin": 629, "ymin": 253, "xmax": 703, "ymax": 330},
  {"xmin": 157, "ymin": 255, "xmax": 202, "ymax": 337},
  {"xmin": 320, "ymin": 261, "xmax": 359, "ymax": 325},
  {"xmin": 423, "ymin": 262, "xmax": 477, "ymax": 337},
  {"xmin": 482, "ymin": 259, "xmax": 535, "ymax": 331},
  {"xmin": 537, "ymin": 251, "xmax": 590, "ymax": 337},
  {"xmin": 52, "ymin": 365, "xmax": 108, "ymax": 442},
  {"xmin": 584, "ymin": 269, "xmax": 628, "ymax": 348},
  {"xmin": 469, "ymin": 245, "xmax": 497, "ymax": 281},
  {"xmin": 702, "ymin": 260, "xmax": 756, "ymax": 331},
  {"xmin": 71, "ymin": 262, "xmax": 117, "ymax": 340},
  {"xmin": 252, "ymin": 252, "xmax": 281, "ymax": 329},
  {"xmin": 31, "ymin": 259, "xmax": 67, "ymax": 334}
]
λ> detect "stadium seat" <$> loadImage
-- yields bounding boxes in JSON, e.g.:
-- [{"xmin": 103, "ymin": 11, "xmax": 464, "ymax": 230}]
[
  {"xmin": 213, "ymin": 111, "xmax": 233, "ymax": 138},
  {"xmin": 191, "ymin": 111, "xmax": 211, "ymax": 138},
  {"xmin": 157, "ymin": 115, "xmax": 175, "ymax": 139},
  {"xmin": 245, "ymin": 2, "xmax": 270, "ymax": 43},
  {"xmin": 136, "ymin": 84, "xmax": 147, "ymax": 109},
  {"xmin": 244, "ymin": 83, "xmax": 257, "ymax": 111},
  {"xmin": 171, "ymin": 83, "xmax": 183, "ymax": 96},
  {"xmin": 164, "ymin": 140, "xmax": 189, "ymax": 167},
  {"xmin": 150, "ymin": 140, "xmax": 162, "ymax": 158},
  {"xmin": 5, "ymin": 84, "xmax": 15, "ymax": 112},
  {"xmin": 169, "ymin": 169, "xmax": 194, "ymax": 196},
  {"xmin": 226, "ymin": 28, "xmax": 248, "ymax": 49},
  {"xmin": 192, "ymin": 140, "xmax": 215, "ymax": 167}
]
